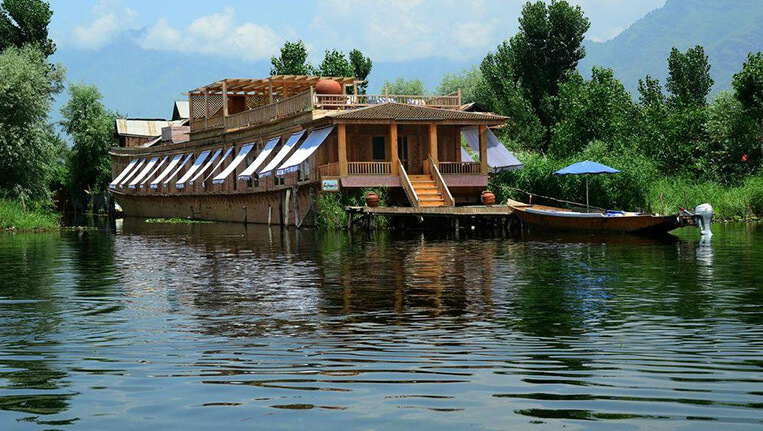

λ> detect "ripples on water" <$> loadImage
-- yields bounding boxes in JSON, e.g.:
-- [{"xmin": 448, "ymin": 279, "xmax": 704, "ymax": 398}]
[{"xmin": 0, "ymin": 219, "xmax": 762, "ymax": 430}]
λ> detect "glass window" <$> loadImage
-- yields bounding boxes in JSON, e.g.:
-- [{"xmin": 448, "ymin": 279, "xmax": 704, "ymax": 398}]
[{"xmin": 372, "ymin": 137, "xmax": 386, "ymax": 160}]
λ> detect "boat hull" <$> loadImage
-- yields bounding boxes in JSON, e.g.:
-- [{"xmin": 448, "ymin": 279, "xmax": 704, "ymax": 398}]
[{"xmin": 511, "ymin": 205, "xmax": 693, "ymax": 235}]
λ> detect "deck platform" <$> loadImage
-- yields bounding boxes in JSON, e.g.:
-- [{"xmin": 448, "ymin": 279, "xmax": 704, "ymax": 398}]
[{"xmin": 345, "ymin": 205, "xmax": 516, "ymax": 235}]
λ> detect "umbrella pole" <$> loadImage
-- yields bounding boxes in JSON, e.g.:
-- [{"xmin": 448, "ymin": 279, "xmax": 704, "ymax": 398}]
[{"xmin": 586, "ymin": 177, "xmax": 589, "ymax": 212}]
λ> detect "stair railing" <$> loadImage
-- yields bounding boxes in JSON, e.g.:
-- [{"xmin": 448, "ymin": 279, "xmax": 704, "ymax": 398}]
[
  {"xmin": 398, "ymin": 159, "xmax": 420, "ymax": 207},
  {"xmin": 428, "ymin": 156, "xmax": 455, "ymax": 207}
]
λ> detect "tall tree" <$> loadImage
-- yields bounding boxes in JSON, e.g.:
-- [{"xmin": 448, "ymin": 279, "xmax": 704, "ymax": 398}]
[
  {"xmin": 733, "ymin": 52, "xmax": 763, "ymax": 156},
  {"xmin": 437, "ymin": 67, "xmax": 483, "ymax": 104},
  {"xmin": 60, "ymin": 83, "xmax": 119, "ymax": 200},
  {"xmin": 270, "ymin": 40, "xmax": 313, "ymax": 75},
  {"xmin": 0, "ymin": 0, "xmax": 55, "ymax": 57},
  {"xmin": 482, "ymin": 0, "xmax": 589, "ymax": 150},
  {"xmin": 0, "ymin": 46, "xmax": 64, "ymax": 200},
  {"xmin": 666, "ymin": 46, "xmax": 714, "ymax": 107},
  {"xmin": 317, "ymin": 49, "xmax": 353, "ymax": 77},
  {"xmin": 349, "ymin": 49, "xmax": 372, "ymax": 94}
]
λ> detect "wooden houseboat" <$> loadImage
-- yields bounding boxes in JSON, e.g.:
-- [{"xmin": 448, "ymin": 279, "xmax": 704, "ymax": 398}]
[{"xmin": 109, "ymin": 75, "xmax": 519, "ymax": 226}]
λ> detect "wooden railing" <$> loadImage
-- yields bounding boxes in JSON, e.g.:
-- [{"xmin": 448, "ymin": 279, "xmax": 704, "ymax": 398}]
[
  {"xmin": 318, "ymin": 162, "xmax": 339, "ymax": 177},
  {"xmin": 191, "ymin": 89, "xmax": 314, "ymax": 133},
  {"xmin": 347, "ymin": 161, "xmax": 392, "ymax": 175},
  {"xmin": 314, "ymin": 92, "xmax": 462, "ymax": 110},
  {"xmin": 399, "ymin": 159, "xmax": 420, "ymax": 207},
  {"xmin": 428, "ymin": 156, "xmax": 455, "ymax": 207},
  {"xmin": 439, "ymin": 161, "xmax": 482, "ymax": 174}
]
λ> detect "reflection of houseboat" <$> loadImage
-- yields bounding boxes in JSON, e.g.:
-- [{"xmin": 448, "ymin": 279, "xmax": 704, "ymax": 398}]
[{"xmin": 109, "ymin": 75, "xmax": 520, "ymax": 225}]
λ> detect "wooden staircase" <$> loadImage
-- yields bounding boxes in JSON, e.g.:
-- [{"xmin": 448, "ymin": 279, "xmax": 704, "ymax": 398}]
[{"xmin": 409, "ymin": 174, "xmax": 445, "ymax": 207}]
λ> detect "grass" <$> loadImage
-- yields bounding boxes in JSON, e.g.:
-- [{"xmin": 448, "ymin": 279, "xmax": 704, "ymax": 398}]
[
  {"xmin": 0, "ymin": 198, "xmax": 60, "ymax": 231},
  {"xmin": 648, "ymin": 175, "xmax": 763, "ymax": 221},
  {"xmin": 144, "ymin": 218, "xmax": 214, "ymax": 224}
]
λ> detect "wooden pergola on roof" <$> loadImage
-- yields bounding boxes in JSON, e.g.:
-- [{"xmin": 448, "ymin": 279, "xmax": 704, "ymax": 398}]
[{"xmin": 188, "ymin": 75, "xmax": 359, "ymax": 98}]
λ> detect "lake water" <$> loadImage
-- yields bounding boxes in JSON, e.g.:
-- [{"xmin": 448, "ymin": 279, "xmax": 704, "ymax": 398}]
[{"xmin": 0, "ymin": 220, "xmax": 761, "ymax": 430}]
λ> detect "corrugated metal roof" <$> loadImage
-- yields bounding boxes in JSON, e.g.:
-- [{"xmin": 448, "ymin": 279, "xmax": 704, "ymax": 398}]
[
  {"xmin": 328, "ymin": 103, "xmax": 507, "ymax": 123},
  {"xmin": 115, "ymin": 119, "xmax": 185, "ymax": 137}
]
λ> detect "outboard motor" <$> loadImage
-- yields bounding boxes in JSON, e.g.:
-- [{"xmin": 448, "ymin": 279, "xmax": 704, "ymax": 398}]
[{"xmin": 694, "ymin": 203, "xmax": 714, "ymax": 237}]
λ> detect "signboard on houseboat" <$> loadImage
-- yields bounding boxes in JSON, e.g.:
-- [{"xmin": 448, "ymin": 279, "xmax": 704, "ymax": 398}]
[{"xmin": 322, "ymin": 179, "xmax": 340, "ymax": 192}]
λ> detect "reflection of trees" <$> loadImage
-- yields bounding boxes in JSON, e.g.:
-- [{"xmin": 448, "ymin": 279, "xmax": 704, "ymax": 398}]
[{"xmin": 0, "ymin": 234, "xmax": 73, "ymax": 419}]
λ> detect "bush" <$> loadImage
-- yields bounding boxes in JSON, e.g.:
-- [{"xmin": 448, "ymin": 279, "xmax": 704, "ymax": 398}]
[{"xmin": 315, "ymin": 188, "xmax": 390, "ymax": 230}]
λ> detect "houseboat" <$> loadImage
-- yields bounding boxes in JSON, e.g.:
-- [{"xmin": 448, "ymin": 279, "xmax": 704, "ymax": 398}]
[{"xmin": 109, "ymin": 75, "xmax": 520, "ymax": 226}]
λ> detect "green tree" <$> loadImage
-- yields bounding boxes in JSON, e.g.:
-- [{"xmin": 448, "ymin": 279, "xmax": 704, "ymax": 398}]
[
  {"xmin": 317, "ymin": 49, "xmax": 353, "ymax": 77},
  {"xmin": 0, "ymin": 0, "xmax": 55, "ymax": 57},
  {"xmin": 349, "ymin": 49, "xmax": 372, "ymax": 94},
  {"xmin": 381, "ymin": 77, "xmax": 426, "ymax": 95},
  {"xmin": 705, "ymin": 91, "xmax": 761, "ymax": 183},
  {"xmin": 437, "ymin": 66, "xmax": 483, "ymax": 103},
  {"xmin": 60, "ymin": 83, "xmax": 119, "ymax": 200},
  {"xmin": 636, "ymin": 75, "xmax": 670, "ymax": 163},
  {"xmin": 270, "ymin": 40, "xmax": 313, "ymax": 75},
  {"xmin": 666, "ymin": 46, "xmax": 714, "ymax": 107},
  {"xmin": 480, "ymin": 43, "xmax": 545, "ymax": 151},
  {"xmin": 550, "ymin": 67, "xmax": 637, "ymax": 158},
  {"xmin": 733, "ymin": 52, "xmax": 763, "ymax": 157},
  {"xmin": 0, "ymin": 46, "xmax": 64, "ymax": 201}
]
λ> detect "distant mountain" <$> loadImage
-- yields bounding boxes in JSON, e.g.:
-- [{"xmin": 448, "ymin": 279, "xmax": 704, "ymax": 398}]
[{"xmin": 579, "ymin": 0, "xmax": 763, "ymax": 95}]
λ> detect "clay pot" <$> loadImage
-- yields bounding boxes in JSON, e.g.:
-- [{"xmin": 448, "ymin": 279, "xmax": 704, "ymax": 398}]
[
  {"xmin": 365, "ymin": 192, "xmax": 380, "ymax": 208},
  {"xmin": 315, "ymin": 79, "xmax": 342, "ymax": 95},
  {"xmin": 481, "ymin": 190, "xmax": 496, "ymax": 206}
]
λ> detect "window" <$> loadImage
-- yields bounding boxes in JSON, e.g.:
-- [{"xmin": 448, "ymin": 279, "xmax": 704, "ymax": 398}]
[{"xmin": 372, "ymin": 136, "xmax": 386, "ymax": 160}]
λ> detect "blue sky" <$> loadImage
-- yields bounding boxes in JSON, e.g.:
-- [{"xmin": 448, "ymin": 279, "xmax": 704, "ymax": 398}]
[{"xmin": 49, "ymin": 0, "xmax": 668, "ymax": 64}]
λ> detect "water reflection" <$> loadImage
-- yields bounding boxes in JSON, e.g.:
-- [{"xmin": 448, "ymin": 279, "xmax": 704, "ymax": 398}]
[{"xmin": 0, "ymin": 222, "xmax": 761, "ymax": 429}]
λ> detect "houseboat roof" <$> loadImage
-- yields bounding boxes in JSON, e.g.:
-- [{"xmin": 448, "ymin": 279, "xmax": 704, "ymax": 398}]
[
  {"xmin": 115, "ymin": 119, "xmax": 186, "ymax": 138},
  {"xmin": 189, "ymin": 75, "xmax": 359, "ymax": 97},
  {"xmin": 321, "ymin": 102, "xmax": 507, "ymax": 124}
]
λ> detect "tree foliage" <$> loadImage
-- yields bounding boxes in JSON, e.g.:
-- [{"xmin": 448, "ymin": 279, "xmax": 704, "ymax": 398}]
[
  {"xmin": 317, "ymin": 49, "xmax": 353, "ymax": 77},
  {"xmin": 349, "ymin": 49, "xmax": 372, "ymax": 94},
  {"xmin": 60, "ymin": 83, "xmax": 119, "ymax": 199},
  {"xmin": 270, "ymin": 40, "xmax": 313, "ymax": 75},
  {"xmin": 481, "ymin": 0, "xmax": 589, "ymax": 151},
  {"xmin": 0, "ymin": 46, "xmax": 64, "ymax": 201},
  {"xmin": 381, "ymin": 77, "xmax": 426, "ymax": 95},
  {"xmin": 0, "ymin": 0, "xmax": 55, "ymax": 57},
  {"xmin": 733, "ymin": 52, "xmax": 763, "ymax": 122},
  {"xmin": 666, "ymin": 46, "xmax": 714, "ymax": 107}
]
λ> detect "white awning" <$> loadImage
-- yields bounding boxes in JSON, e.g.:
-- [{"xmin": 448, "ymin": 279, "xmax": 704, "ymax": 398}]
[
  {"xmin": 188, "ymin": 148, "xmax": 222, "ymax": 186},
  {"xmin": 277, "ymin": 126, "xmax": 334, "ymax": 176},
  {"xmin": 238, "ymin": 137, "xmax": 280, "ymax": 180},
  {"xmin": 128, "ymin": 157, "xmax": 159, "ymax": 188},
  {"xmin": 118, "ymin": 158, "xmax": 146, "ymax": 187},
  {"xmin": 259, "ymin": 131, "xmax": 306, "ymax": 178},
  {"xmin": 203, "ymin": 147, "xmax": 234, "ymax": 184},
  {"xmin": 461, "ymin": 127, "xmax": 523, "ymax": 172},
  {"xmin": 110, "ymin": 159, "xmax": 139, "ymax": 187},
  {"xmin": 138, "ymin": 156, "xmax": 168, "ymax": 188},
  {"xmin": 460, "ymin": 146, "xmax": 474, "ymax": 162},
  {"xmin": 212, "ymin": 144, "xmax": 255, "ymax": 184},
  {"xmin": 176, "ymin": 150, "xmax": 210, "ymax": 189},
  {"xmin": 151, "ymin": 154, "xmax": 187, "ymax": 189}
]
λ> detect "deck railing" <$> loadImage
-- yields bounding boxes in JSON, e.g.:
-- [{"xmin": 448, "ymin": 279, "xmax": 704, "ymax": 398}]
[
  {"xmin": 428, "ymin": 156, "xmax": 455, "ymax": 207},
  {"xmin": 399, "ymin": 160, "xmax": 419, "ymax": 207},
  {"xmin": 347, "ymin": 161, "xmax": 392, "ymax": 175},
  {"xmin": 318, "ymin": 162, "xmax": 339, "ymax": 177},
  {"xmin": 191, "ymin": 90, "xmax": 314, "ymax": 133},
  {"xmin": 314, "ymin": 93, "xmax": 461, "ymax": 110},
  {"xmin": 439, "ymin": 161, "xmax": 482, "ymax": 175}
]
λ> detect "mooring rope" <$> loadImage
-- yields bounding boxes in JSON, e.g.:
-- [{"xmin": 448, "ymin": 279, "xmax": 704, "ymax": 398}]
[{"xmin": 503, "ymin": 187, "xmax": 606, "ymax": 211}]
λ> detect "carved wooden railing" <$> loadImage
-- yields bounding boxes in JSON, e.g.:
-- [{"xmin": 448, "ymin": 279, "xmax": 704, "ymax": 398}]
[
  {"xmin": 399, "ymin": 159, "xmax": 420, "ymax": 207},
  {"xmin": 438, "ymin": 161, "xmax": 482, "ymax": 174},
  {"xmin": 318, "ymin": 162, "xmax": 339, "ymax": 177},
  {"xmin": 347, "ymin": 161, "xmax": 392, "ymax": 175},
  {"xmin": 428, "ymin": 156, "xmax": 455, "ymax": 207},
  {"xmin": 314, "ymin": 92, "xmax": 461, "ymax": 110}
]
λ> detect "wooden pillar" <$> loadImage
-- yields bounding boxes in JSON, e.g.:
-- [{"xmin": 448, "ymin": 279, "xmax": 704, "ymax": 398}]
[
  {"xmin": 188, "ymin": 94, "xmax": 194, "ymax": 129},
  {"xmin": 268, "ymin": 79, "xmax": 273, "ymax": 104},
  {"xmin": 479, "ymin": 125, "xmax": 488, "ymax": 175},
  {"xmin": 222, "ymin": 81, "xmax": 229, "ymax": 116},
  {"xmin": 204, "ymin": 88, "xmax": 209, "ymax": 128},
  {"xmin": 338, "ymin": 123, "xmax": 348, "ymax": 177},
  {"xmin": 429, "ymin": 123, "xmax": 438, "ymax": 163},
  {"xmin": 390, "ymin": 122, "xmax": 399, "ymax": 175}
]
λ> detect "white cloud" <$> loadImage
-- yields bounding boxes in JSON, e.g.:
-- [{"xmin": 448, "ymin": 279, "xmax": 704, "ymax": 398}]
[
  {"xmin": 138, "ymin": 7, "xmax": 281, "ymax": 62},
  {"xmin": 73, "ymin": 0, "xmax": 137, "ymax": 49}
]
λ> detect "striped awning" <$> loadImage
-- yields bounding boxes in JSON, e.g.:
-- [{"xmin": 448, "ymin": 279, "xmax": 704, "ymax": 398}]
[
  {"xmin": 259, "ymin": 131, "xmax": 305, "ymax": 178},
  {"xmin": 238, "ymin": 137, "xmax": 280, "ymax": 180},
  {"xmin": 213, "ymin": 144, "xmax": 255, "ymax": 184},
  {"xmin": 277, "ymin": 126, "xmax": 334, "ymax": 176}
]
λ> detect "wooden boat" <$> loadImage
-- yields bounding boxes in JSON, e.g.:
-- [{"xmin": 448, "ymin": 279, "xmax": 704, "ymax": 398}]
[{"xmin": 507, "ymin": 199, "xmax": 695, "ymax": 235}]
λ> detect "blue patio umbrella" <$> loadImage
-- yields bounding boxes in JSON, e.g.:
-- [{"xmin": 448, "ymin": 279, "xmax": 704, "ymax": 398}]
[{"xmin": 553, "ymin": 161, "xmax": 620, "ymax": 211}]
